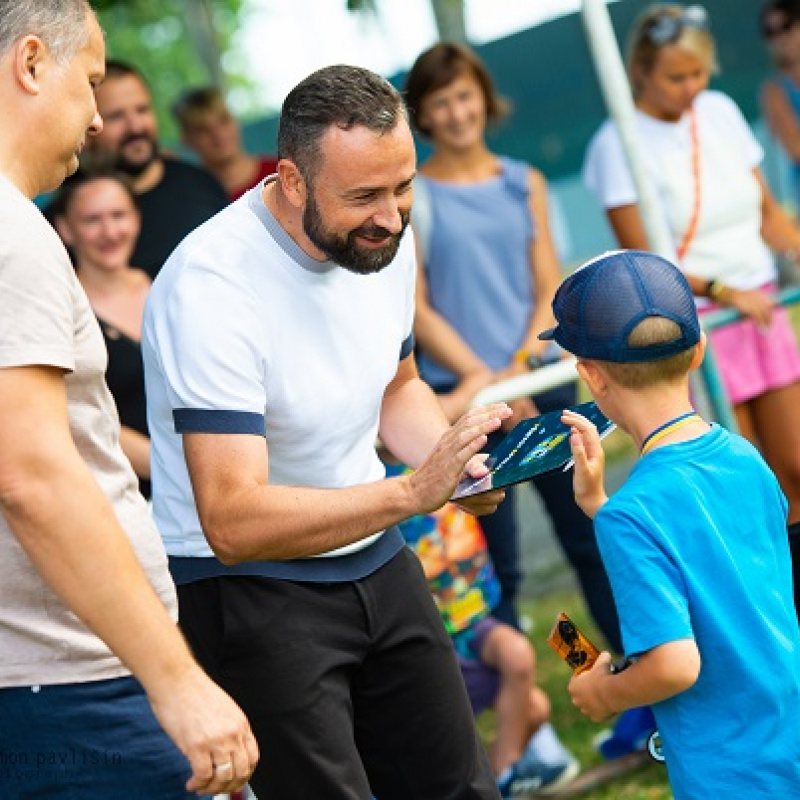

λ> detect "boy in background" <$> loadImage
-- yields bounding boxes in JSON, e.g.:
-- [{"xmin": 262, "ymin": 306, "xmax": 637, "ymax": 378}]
[
  {"xmin": 172, "ymin": 86, "xmax": 278, "ymax": 200},
  {"xmin": 541, "ymin": 249, "xmax": 800, "ymax": 799}
]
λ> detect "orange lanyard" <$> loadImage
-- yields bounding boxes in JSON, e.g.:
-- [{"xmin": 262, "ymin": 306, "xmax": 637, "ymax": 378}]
[{"xmin": 676, "ymin": 106, "xmax": 701, "ymax": 263}]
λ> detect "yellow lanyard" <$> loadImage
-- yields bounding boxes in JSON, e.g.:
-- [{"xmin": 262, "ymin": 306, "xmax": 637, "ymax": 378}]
[{"xmin": 640, "ymin": 412, "xmax": 702, "ymax": 456}]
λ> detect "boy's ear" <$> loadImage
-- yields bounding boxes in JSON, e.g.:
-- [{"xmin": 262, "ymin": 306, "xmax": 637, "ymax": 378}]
[
  {"xmin": 689, "ymin": 334, "xmax": 707, "ymax": 371},
  {"xmin": 576, "ymin": 359, "xmax": 608, "ymax": 397}
]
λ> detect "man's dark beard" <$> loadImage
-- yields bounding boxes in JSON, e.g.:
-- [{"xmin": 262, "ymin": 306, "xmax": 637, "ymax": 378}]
[
  {"xmin": 115, "ymin": 134, "xmax": 159, "ymax": 178},
  {"xmin": 303, "ymin": 191, "xmax": 408, "ymax": 275}
]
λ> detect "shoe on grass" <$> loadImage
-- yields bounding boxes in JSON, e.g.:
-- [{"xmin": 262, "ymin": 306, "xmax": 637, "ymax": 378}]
[{"xmin": 498, "ymin": 731, "xmax": 580, "ymax": 798}]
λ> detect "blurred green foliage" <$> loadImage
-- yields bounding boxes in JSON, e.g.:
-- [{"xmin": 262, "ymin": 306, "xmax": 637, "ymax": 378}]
[{"xmin": 91, "ymin": 0, "xmax": 247, "ymax": 143}]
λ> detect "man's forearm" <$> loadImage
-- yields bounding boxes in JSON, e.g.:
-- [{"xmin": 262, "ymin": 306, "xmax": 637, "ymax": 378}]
[
  {"xmin": 379, "ymin": 374, "xmax": 452, "ymax": 468},
  {"xmin": 185, "ymin": 397, "xmax": 509, "ymax": 564}
]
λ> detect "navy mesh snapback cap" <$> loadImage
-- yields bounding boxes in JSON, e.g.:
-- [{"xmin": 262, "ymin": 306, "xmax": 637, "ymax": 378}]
[{"xmin": 538, "ymin": 250, "xmax": 701, "ymax": 363}]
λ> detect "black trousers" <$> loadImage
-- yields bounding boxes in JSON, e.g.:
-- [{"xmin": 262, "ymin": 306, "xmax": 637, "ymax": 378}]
[{"xmin": 177, "ymin": 548, "xmax": 499, "ymax": 800}]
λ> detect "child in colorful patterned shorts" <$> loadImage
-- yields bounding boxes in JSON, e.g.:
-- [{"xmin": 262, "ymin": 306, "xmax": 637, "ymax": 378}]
[{"xmin": 384, "ymin": 461, "xmax": 579, "ymax": 798}]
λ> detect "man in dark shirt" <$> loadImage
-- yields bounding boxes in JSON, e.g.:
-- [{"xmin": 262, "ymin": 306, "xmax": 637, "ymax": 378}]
[{"xmin": 84, "ymin": 60, "xmax": 228, "ymax": 278}]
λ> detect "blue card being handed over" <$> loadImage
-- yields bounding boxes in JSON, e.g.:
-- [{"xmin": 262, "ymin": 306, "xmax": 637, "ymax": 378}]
[{"xmin": 451, "ymin": 400, "xmax": 615, "ymax": 500}]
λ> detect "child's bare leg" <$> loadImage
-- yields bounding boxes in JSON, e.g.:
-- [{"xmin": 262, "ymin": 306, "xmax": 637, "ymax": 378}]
[{"xmin": 481, "ymin": 622, "xmax": 550, "ymax": 774}]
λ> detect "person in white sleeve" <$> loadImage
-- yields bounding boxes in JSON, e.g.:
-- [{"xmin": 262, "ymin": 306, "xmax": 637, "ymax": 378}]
[
  {"xmin": 583, "ymin": 2, "xmax": 800, "ymax": 615},
  {"xmin": 143, "ymin": 64, "xmax": 512, "ymax": 800}
]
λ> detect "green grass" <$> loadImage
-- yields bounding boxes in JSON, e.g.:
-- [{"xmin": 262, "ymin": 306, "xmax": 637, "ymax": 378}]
[{"xmin": 476, "ymin": 589, "xmax": 673, "ymax": 800}]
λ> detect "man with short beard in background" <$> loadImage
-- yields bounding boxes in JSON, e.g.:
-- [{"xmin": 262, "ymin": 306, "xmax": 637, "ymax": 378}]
[
  {"xmin": 143, "ymin": 64, "xmax": 511, "ymax": 800},
  {"xmin": 84, "ymin": 60, "xmax": 228, "ymax": 278}
]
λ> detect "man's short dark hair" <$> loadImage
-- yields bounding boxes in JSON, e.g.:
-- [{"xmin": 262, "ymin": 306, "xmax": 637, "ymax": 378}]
[
  {"xmin": 277, "ymin": 65, "xmax": 407, "ymax": 185},
  {"xmin": 103, "ymin": 58, "xmax": 151, "ymax": 89}
]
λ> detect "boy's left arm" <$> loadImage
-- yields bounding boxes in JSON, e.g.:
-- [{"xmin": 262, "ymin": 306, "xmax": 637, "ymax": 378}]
[
  {"xmin": 562, "ymin": 408, "xmax": 608, "ymax": 518},
  {"xmin": 568, "ymin": 639, "xmax": 701, "ymax": 722}
]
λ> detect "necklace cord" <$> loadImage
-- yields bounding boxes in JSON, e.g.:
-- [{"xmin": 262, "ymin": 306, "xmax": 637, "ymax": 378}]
[{"xmin": 640, "ymin": 411, "xmax": 703, "ymax": 456}]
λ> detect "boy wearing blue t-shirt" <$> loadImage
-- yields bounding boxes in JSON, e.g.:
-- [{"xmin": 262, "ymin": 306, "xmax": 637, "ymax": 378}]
[{"xmin": 539, "ymin": 250, "xmax": 800, "ymax": 799}]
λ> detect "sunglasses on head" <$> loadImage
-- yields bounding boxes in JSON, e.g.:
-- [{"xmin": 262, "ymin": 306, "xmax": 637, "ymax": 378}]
[
  {"xmin": 644, "ymin": 4, "xmax": 710, "ymax": 45},
  {"xmin": 763, "ymin": 16, "xmax": 796, "ymax": 39}
]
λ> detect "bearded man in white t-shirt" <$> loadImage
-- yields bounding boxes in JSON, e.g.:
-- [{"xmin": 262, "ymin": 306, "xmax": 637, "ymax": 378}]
[{"xmin": 144, "ymin": 64, "xmax": 512, "ymax": 800}]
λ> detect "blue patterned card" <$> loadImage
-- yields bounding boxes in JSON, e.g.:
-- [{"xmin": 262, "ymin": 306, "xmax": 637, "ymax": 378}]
[{"xmin": 451, "ymin": 401, "xmax": 615, "ymax": 499}]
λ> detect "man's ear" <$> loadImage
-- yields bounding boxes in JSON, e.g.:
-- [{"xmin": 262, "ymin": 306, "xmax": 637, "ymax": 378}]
[
  {"xmin": 576, "ymin": 359, "xmax": 608, "ymax": 397},
  {"xmin": 15, "ymin": 35, "xmax": 48, "ymax": 96},
  {"xmin": 276, "ymin": 159, "xmax": 306, "ymax": 209}
]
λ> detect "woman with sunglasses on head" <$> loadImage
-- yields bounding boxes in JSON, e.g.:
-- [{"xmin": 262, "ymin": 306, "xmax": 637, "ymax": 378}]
[
  {"xmin": 760, "ymin": 0, "xmax": 800, "ymax": 214},
  {"xmin": 583, "ymin": 3, "xmax": 800, "ymax": 616},
  {"xmin": 53, "ymin": 170, "xmax": 153, "ymax": 499}
]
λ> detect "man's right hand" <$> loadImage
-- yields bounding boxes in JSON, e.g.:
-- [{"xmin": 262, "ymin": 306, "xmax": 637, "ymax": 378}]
[
  {"xmin": 147, "ymin": 664, "xmax": 259, "ymax": 795},
  {"xmin": 407, "ymin": 402, "xmax": 511, "ymax": 515}
]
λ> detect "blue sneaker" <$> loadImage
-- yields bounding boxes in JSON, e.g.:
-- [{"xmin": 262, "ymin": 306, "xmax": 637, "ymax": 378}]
[
  {"xmin": 498, "ymin": 731, "xmax": 580, "ymax": 798},
  {"xmin": 593, "ymin": 706, "xmax": 657, "ymax": 760},
  {"xmin": 498, "ymin": 760, "xmax": 579, "ymax": 798}
]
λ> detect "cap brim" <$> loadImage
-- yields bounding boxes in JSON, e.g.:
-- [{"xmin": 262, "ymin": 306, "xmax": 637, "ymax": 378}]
[{"xmin": 538, "ymin": 326, "xmax": 557, "ymax": 341}]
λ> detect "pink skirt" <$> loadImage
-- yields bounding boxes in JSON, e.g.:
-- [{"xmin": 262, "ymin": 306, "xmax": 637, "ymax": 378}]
[{"xmin": 701, "ymin": 297, "xmax": 800, "ymax": 405}]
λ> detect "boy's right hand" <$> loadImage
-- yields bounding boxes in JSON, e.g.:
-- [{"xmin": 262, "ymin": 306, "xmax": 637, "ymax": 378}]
[
  {"xmin": 562, "ymin": 409, "xmax": 608, "ymax": 519},
  {"xmin": 568, "ymin": 651, "xmax": 618, "ymax": 722}
]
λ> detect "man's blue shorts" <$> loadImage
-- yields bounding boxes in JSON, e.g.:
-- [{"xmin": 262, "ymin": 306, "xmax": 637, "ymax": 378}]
[{"xmin": 0, "ymin": 675, "xmax": 194, "ymax": 799}]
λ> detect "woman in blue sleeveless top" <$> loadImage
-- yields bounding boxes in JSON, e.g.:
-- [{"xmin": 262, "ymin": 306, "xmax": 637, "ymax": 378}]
[{"xmin": 403, "ymin": 43, "xmax": 622, "ymax": 653}]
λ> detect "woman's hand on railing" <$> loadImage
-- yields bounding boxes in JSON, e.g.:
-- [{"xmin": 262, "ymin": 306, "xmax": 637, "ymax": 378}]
[{"xmin": 725, "ymin": 288, "xmax": 775, "ymax": 328}]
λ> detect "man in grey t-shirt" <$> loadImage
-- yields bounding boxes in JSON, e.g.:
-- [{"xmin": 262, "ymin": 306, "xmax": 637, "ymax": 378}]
[{"xmin": 0, "ymin": 2, "xmax": 257, "ymax": 797}]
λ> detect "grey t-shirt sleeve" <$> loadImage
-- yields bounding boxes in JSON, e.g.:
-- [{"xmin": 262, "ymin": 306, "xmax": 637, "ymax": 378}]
[{"xmin": 0, "ymin": 190, "xmax": 76, "ymax": 371}]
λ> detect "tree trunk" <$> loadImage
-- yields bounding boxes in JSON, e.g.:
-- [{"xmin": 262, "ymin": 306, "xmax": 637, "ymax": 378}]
[
  {"xmin": 348, "ymin": 0, "xmax": 467, "ymax": 44},
  {"xmin": 185, "ymin": 0, "xmax": 225, "ymax": 88},
  {"xmin": 430, "ymin": 0, "xmax": 467, "ymax": 43}
]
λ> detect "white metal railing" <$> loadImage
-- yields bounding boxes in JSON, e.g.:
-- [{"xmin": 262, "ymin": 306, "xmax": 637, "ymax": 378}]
[{"xmin": 470, "ymin": 358, "xmax": 579, "ymax": 407}]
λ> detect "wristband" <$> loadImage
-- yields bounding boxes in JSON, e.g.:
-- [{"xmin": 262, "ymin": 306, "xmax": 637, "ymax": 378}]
[
  {"xmin": 514, "ymin": 349, "xmax": 543, "ymax": 370},
  {"xmin": 705, "ymin": 279, "xmax": 732, "ymax": 303}
]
